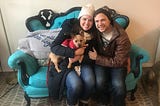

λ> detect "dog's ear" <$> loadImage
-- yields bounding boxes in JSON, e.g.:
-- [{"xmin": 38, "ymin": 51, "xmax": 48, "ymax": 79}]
[
  {"xmin": 79, "ymin": 30, "xmax": 84, "ymax": 36},
  {"xmin": 70, "ymin": 34, "xmax": 75, "ymax": 38}
]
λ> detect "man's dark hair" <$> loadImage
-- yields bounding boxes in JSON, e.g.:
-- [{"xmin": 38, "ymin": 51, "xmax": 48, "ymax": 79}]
[{"xmin": 93, "ymin": 6, "xmax": 113, "ymax": 25}]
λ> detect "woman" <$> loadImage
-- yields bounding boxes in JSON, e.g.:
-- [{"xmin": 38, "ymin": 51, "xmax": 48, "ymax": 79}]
[
  {"xmin": 48, "ymin": 4, "xmax": 97, "ymax": 106},
  {"xmin": 89, "ymin": 6, "xmax": 131, "ymax": 106}
]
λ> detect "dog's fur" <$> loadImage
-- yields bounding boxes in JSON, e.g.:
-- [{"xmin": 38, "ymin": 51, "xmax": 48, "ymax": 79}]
[{"xmin": 49, "ymin": 31, "xmax": 90, "ymax": 74}]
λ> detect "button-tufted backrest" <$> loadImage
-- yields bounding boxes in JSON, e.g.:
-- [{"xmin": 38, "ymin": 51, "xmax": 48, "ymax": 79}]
[{"xmin": 25, "ymin": 6, "xmax": 129, "ymax": 32}]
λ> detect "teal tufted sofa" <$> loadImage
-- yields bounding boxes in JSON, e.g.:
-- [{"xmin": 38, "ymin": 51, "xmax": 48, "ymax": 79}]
[{"xmin": 8, "ymin": 6, "xmax": 150, "ymax": 106}]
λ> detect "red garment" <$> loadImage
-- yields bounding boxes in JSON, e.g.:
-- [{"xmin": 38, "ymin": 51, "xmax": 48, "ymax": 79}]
[{"xmin": 61, "ymin": 39, "xmax": 77, "ymax": 49}]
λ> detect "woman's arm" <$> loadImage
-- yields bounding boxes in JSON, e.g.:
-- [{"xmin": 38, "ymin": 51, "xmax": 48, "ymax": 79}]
[{"xmin": 50, "ymin": 19, "xmax": 75, "ymax": 58}]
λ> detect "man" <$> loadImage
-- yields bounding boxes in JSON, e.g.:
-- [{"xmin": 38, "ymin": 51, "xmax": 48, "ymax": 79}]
[{"xmin": 89, "ymin": 6, "xmax": 131, "ymax": 106}]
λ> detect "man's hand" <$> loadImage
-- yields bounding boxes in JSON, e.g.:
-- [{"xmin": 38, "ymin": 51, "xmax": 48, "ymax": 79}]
[{"xmin": 89, "ymin": 48, "xmax": 97, "ymax": 60}]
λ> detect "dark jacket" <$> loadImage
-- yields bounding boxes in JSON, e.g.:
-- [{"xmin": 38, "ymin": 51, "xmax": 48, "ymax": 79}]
[
  {"xmin": 48, "ymin": 60, "xmax": 70, "ymax": 100},
  {"xmin": 51, "ymin": 18, "xmax": 97, "ymax": 66},
  {"xmin": 95, "ymin": 22, "xmax": 131, "ymax": 68},
  {"xmin": 48, "ymin": 18, "xmax": 97, "ymax": 100}
]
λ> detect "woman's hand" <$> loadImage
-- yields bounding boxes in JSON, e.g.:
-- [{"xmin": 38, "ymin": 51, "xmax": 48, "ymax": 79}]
[
  {"xmin": 68, "ymin": 55, "xmax": 81, "ymax": 64},
  {"xmin": 74, "ymin": 44, "xmax": 88, "ymax": 56},
  {"xmin": 89, "ymin": 48, "xmax": 97, "ymax": 60}
]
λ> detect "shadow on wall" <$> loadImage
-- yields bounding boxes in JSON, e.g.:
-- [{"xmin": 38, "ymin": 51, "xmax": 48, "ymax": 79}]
[{"xmin": 133, "ymin": 27, "xmax": 160, "ymax": 67}]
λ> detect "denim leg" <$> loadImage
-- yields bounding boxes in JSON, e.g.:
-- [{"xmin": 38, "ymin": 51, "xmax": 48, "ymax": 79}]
[
  {"xmin": 80, "ymin": 64, "xmax": 95, "ymax": 100},
  {"xmin": 94, "ymin": 65, "xmax": 110, "ymax": 104},
  {"xmin": 66, "ymin": 71, "xmax": 83, "ymax": 105},
  {"xmin": 110, "ymin": 68, "xmax": 127, "ymax": 106},
  {"xmin": 94, "ymin": 65, "xmax": 127, "ymax": 105},
  {"xmin": 94, "ymin": 65, "xmax": 109, "ymax": 91}
]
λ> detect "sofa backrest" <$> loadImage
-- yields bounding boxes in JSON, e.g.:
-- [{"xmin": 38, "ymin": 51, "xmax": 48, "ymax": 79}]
[
  {"xmin": 18, "ymin": 6, "xmax": 130, "ymax": 62},
  {"xmin": 50, "ymin": 7, "xmax": 81, "ymax": 29},
  {"xmin": 26, "ymin": 7, "xmax": 81, "ymax": 31},
  {"xmin": 25, "ymin": 6, "xmax": 129, "ymax": 32}
]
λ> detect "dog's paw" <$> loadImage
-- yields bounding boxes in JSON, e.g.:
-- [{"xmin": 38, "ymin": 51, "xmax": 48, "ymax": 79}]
[
  {"xmin": 75, "ymin": 66, "xmax": 81, "ymax": 76},
  {"xmin": 57, "ymin": 69, "xmax": 62, "ymax": 73}
]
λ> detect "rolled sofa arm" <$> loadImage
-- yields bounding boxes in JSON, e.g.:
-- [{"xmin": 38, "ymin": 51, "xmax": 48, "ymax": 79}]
[
  {"xmin": 8, "ymin": 50, "xmax": 39, "ymax": 76},
  {"xmin": 129, "ymin": 44, "xmax": 150, "ymax": 78}
]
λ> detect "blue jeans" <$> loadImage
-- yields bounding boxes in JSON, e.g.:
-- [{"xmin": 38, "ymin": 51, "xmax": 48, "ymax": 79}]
[
  {"xmin": 94, "ymin": 65, "xmax": 127, "ymax": 106},
  {"xmin": 66, "ymin": 64, "xmax": 95, "ymax": 105}
]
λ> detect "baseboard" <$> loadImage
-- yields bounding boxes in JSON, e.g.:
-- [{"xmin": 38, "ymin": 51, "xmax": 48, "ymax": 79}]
[{"xmin": 142, "ymin": 62, "xmax": 154, "ymax": 67}]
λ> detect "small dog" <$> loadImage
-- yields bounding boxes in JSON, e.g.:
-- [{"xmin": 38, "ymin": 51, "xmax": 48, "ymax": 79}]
[{"xmin": 49, "ymin": 31, "xmax": 87, "ymax": 74}]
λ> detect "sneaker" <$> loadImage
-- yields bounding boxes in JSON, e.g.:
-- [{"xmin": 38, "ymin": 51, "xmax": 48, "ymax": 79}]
[
  {"xmin": 79, "ymin": 100, "xmax": 89, "ymax": 106},
  {"xmin": 66, "ymin": 100, "xmax": 78, "ymax": 106}
]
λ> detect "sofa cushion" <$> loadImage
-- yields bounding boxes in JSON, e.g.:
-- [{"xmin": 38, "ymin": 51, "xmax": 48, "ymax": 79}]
[{"xmin": 29, "ymin": 67, "xmax": 48, "ymax": 88}]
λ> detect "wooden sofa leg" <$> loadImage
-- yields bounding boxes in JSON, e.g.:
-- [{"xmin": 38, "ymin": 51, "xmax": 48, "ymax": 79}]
[
  {"xmin": 24, "ymin": 92, "xmax": 31, "ymax": 106},
  {"xmin": 130, "ymin": 90, "xmax": 136, "ymax": 101},
  {"xmin": 130, "ymin": 85, "xmax": 137, "ymax": 101}
]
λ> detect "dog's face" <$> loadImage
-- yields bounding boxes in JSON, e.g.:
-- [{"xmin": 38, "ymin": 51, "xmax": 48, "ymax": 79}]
[
  {"xmin": 83, "ymin": 32, "xmax": 92, "ymax": 41},
  {"xmin": 72, "ymin": 34, "xmax": 85, "ymax": 48}
]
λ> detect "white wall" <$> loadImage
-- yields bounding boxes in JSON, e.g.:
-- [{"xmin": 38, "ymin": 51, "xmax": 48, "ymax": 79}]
[
  {"xmin": 0, "ymin": 8, "xmax": 11, "ymax": 72},
  {"xmin": 0, "ymin": 0, "xmax": 160, "ymax": 71}
]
